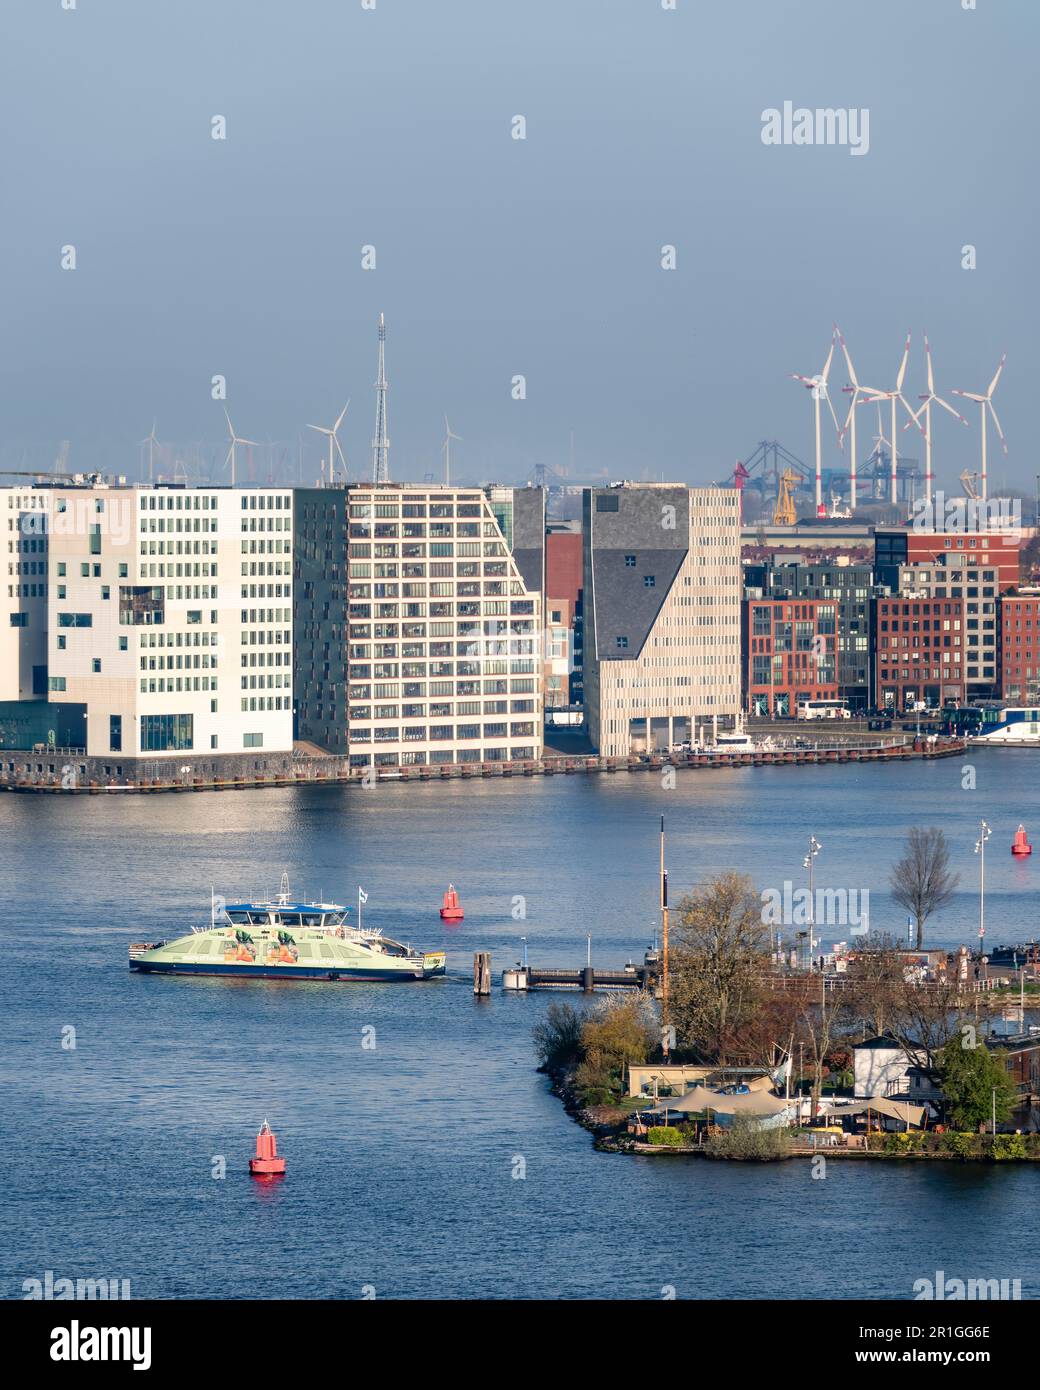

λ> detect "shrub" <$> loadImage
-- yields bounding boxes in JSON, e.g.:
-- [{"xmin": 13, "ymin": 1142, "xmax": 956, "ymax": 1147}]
[
  {"xmin": 533, "ymin": 1000, "xmax": 586, "ymax": 1070},
  {"xmin": 706, "ymin": 1116, "xmax": 790, "ymax": 1161},
  {"xmin": 580, "ymin": 1087, "xmax": 617, "ymax": 1108},
  {"xmin": 992, "ymin": 1133, "xmax": 1028, "ymax": 1161},
  {"xmin": 647, "ymin": 1126, "xmax": 685, "ymax": 1147},
  {"xmin": 938, "ymin": 1131, "xmax": 980, "ymax": 1160},
  {"xmin": 884, "ymin": 1130, "xmax": 926, "ymax": 1155}
]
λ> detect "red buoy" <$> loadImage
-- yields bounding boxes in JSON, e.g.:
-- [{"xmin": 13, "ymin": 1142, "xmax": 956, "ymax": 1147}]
[
  {"xmin": 440, "ymin": 884, "xmax": 464, "ymax": 921},
  {"xmin": 1012, "ymin": 824, "xmax": 1032, "ymax": 857},
  {"xmin": 249, "ymin": 1119, "xmax": 286, "ymax": 1176}
]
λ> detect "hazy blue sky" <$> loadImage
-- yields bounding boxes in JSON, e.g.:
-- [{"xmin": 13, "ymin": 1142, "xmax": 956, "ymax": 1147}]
[{"xmin": 2, "ymin": 0, "xmax": 1035, "ymax": 492}]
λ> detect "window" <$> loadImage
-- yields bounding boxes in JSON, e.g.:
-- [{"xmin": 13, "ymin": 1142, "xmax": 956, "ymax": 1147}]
[
  {"xmin": 58, "ymin": 613, "xmax": 92, "ymax": 628},
  {"xmin": 624, "ymin": 555, "xmax": 636, "ymax": 567},
  {"xmin": 140, "ymin": 713, "xmax": 193, "ymax": 752},
  {"xmin": 109, "ymin": 715, "xmax": 122, "ymax": 752},
  {"xmin": 92, "ymin": 658, "xmax": 101, "ymax": 673},
  {"xmin": 644, "ymin": 575, "xmax": 655, "ymax": 588},
  {"xmin": 48, "ymin": 676, "xmax": 67, "ymax": 692},
  {"xmin": 243, "ymin": 732, "xmax": 263, "ymax": 748},
  {"xmin": 596, "ymin": 495, "xmax": 619, "ymax": 512},
  {"xmin": 9, "ymin": 613, "xmax": 27, "ymax": 627},
  {"xmin": 616, "ymin": 635, "xmax": 629, "ymax": 650}
]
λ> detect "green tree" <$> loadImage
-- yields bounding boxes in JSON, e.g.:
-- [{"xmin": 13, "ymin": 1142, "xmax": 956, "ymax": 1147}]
[{"xmin": 938, "ymin": 1035, "xmax": 1017, "ymax": 1131}]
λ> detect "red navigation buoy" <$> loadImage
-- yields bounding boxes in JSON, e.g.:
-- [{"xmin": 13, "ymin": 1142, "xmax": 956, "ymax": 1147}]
[
  {"xmin": 1012, "ymin": 824, "xmax": 1032, "ymax": 857},
  {"xmin": 249, "ymin": 1119, "xmax": 286, "ymax": 1176},
  {"xmin": 440, "ymin": 884, "xmax": 464, "ymax": 922}
]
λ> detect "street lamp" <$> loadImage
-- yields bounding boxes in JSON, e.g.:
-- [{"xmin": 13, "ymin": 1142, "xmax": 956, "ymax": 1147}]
[
  {"xmin": 803, "ymin": 835, "xmax": 822, "ymax": 969},
  {"xmin": 974, "ymin": 820, "xmax": 991, "ymax": 957}
]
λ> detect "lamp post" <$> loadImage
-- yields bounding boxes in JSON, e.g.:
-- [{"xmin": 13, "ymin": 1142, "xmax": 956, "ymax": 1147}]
[
  {"xmin": 804, "ymin": 835, "xmax": 822, "ymax": 969},
  {"xmin": 974, "ymin": 820, "xmax": 991, "ymax": 959}
]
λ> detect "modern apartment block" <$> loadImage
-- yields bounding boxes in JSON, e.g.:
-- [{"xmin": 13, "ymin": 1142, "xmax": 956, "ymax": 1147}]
[
  {"xmin": 46, "ymin": 484, "xmax": 293, "ymax": 758},
  {"xmin": 896, "ymin": 556, "xmax": 1003, "ymax": 698},
  {"xmin": 294, "ymin": 483, "xmax": 544, "ymax": 767},
  {"xmin": 743, "ymin": 559, "xmax": 875, "ymax": 709},
  {"xmin": 545, "ymin": 522, "xmax": 583, "ymax": 710},
  {"xmin": 873, "ymin": 595, "xmax": 967, "ymax": 710},
  {"xmin": 582, "ymin": 483, "xmax": 741, "ymax": 756},
  {"xmin": 999, "ymin": 589, "xmax": 1040, "ymax": 703},
  {"xmin": 2, "ymin": 486, "xmax": 51, "ymax": 702},
  {"xmin": 743, "ymin": 597, "xmax": 838, "ymax": 717}
]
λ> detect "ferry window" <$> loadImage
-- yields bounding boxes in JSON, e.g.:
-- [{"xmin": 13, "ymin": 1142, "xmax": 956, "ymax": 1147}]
[
  {"xmin": 301, "ymin": 913, "xmax": 324, "ymax": 927},
  {"xmin": 225, "ymin": 911, "xmax": 251, "ymax": 925},
  {"xmin": 277, "ymin": 913, "xmax": 302, "ymax": 927},
  {"xmin": 247, "ymin": 912, "xmax": 271, "ymax": 926}
]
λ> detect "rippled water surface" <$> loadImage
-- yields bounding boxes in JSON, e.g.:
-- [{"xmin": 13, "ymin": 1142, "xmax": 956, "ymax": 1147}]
[{"xmin": 3, "ymin": 751, "xmax": 1037, "ymax": 1298}]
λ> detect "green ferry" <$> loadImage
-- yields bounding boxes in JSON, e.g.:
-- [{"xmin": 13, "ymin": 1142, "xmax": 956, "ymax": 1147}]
[{"xmin": 129, "ymin": 876, "xmax": 447, "ymax": 983}]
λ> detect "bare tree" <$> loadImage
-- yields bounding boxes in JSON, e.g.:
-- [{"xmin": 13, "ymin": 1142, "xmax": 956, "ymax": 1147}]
[
  {"xmin": 669, "ymin": 872, "xmax": 772, "ymax": 1065},
  {"xmin": 890, "ymin": 827, "xmax": 959, "ymax": 950}
]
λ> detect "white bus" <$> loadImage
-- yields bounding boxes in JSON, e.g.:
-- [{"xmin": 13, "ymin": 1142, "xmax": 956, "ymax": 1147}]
[{"xmin": 797, "ymin": 699, "xmax": 851, "ymax": 721}]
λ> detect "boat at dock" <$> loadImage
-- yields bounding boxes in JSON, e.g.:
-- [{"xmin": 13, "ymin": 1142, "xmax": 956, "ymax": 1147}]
[{"xmin": 129, "ymin": 876, "xmax": 447, "ymax": 983}]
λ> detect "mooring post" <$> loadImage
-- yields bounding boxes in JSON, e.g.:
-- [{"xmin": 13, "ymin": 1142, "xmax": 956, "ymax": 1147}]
[{"xmin": 473, "ymin": 951, "xmax": 491, "ymax": 996}]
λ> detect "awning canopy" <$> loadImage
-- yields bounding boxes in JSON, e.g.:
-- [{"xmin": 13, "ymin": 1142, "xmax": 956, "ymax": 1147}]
[
  {"xmin": 827, "ymin": 1097, "xmax": 927, "ymax": 1128},
  {"xmin": 658, "ymin": 1085, "xmax": 792, "ymax": 1117}
]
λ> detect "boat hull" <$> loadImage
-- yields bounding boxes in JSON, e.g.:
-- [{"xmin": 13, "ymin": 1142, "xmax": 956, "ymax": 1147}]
[{"xmin": 130, "ymin": 957, "xmax": 446, "ymax": 982}]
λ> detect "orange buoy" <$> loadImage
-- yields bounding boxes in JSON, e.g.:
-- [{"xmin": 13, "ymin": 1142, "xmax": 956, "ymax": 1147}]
[
  {"xmin": 1012, "ymin": 824, "xmax": 1032, "ymax": 857},
  {"xmin": 249, "ymin": 1119, "xmax": 286, "ymax": 1176},
  {"xmin": 439, "ymin": 883, "xmax": 464, "ymax": 922}
]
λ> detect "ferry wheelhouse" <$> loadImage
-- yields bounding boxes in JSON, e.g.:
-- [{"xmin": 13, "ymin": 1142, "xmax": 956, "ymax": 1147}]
[
  {"xmin": 944, "ymin": 704, "xmax": 1040, "ymax": 746},
  {"xmin": 129, "ymin": 876, "xmax": 447, "ymax": 983}
]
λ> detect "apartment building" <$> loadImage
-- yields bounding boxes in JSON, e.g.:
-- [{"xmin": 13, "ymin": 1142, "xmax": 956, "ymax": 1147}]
[
  {"xmin": 873, "ymin": 595, "xmax": 967, "ymax": 710},
  {"xmin": 583, "ymin": 483, "xmax": 741, "ymax": 756},
  {"xmin": 895, "ymin": 557, "xmax": 1001, "ymax": 697},
  {"xmin": 545, "ymin": 522, "xmax": 583, "ymax": 710},
  {"xmin": 743, "ymin": 597, "xmax": 838, "ymax": 717},
  {"xmin": 2, "ymin": 486, "xmax": 51, "ymax": 701},
  {"xmin": 294, "ymin": 483, "xmax": 544, "ymax": 767},
  {"xmin": 46, "ymin": 484, "xmax": 293, "ymax": 758},
  {"xmin": 743, "ymin": 559, "xmax": 875, "ymax": 709},
  {"xmin": 999, "ymin": 590, "xmax": 1040, "ymax": 703}
]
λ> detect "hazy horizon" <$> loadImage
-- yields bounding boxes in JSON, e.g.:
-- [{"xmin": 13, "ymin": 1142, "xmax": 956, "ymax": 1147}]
[{"xmin": 3, "ymin": 0, "xmax": 1035, "ymax": 495}]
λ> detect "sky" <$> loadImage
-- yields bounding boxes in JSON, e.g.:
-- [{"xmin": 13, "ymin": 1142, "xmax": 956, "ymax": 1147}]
[{"xmin": 1, "ymin": 0, "xmax": 1035, "ymax": 494}]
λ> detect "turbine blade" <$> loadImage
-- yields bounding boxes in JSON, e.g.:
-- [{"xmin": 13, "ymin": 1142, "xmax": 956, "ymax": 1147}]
[
  {"xmin": 934, "ymin": 395, "xmax": 969, "ymax": 426},
  {"xmin": 987, "ymin": 352, "xmax": 1007, "ymax": 397},
  {"xmin": 334, "ymin": 400, "xmax": 351, "ymax": 431},
  {"xmin": 895, "ymin": 333, "xmax": 911, "ymax": 391},
  {"xmin": 223, "ymin": 407, "xmax": 234, "ymax": 438},
  {"xmin": 987, "ymin": 400, "xmax": 1008, "ymax": 453},
  {"xmin": 924, "ymin": 335, "xmax": 935, "ymax": 396},
  {"xmin": 820, "ymin": 339, "xmax": 835, "ymax": 382}
]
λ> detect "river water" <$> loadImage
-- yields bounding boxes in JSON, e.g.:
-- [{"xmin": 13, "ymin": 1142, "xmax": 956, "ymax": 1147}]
[{"xmin": 2, "ymin": 750, "xmax": 1037, "ymax": 1299}]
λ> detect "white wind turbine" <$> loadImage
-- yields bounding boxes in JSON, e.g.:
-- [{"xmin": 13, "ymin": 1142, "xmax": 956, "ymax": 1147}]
[
  {"xmin": 307, "ymin": 400, "xmax": 350, "ymax": 486},
  {"xmin": 834, "ymin": 324, "xmax": 884, "ymax": 515},
  {"xmin": 791, "ymin": 331, "xmax": 841, "ymax": 514},
  {"xmin": 864, "ymin": 334, "xmax": 923, "ymax": 507},
  {"xmin": 952, "ymin": 354, "xmax": 1007, "ymax": 501},
  {"xmin": 442, "ymin": 415, "xmax": 463, "ymax": 486},
  {"xmin": 139, "ymin": 421, "xmax": 161, "ymax": 483},
  {"xmin": 902, "ymin": 336, "xmax": 968, "ymax": 507},
  {"xmin": 223, "ymin": 408, "xmax": 258, "ymax": 488}
]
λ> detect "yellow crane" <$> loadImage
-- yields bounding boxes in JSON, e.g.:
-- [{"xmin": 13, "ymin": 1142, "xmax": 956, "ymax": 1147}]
[{"xmin": 773, "ymin": 467, "xmax": 799, "ymax": 526}]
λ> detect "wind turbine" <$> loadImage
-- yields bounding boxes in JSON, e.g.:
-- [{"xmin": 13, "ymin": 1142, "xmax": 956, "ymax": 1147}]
[
  {"xmin": 442, "ymin": 415, "xmax": 463, "ymax": 486},
  {"xmin": 952, "ymin": 354, "xmax": 1007, "ymax": 501},
  {"xmin": 902, "ymin": 336, "xmax": 968, "ymax": 507},
  {"xmin": 223, "ymin": 408, "xmax": 258, "ymax": 488},
  {"xmin": 792, "ymin": 332, "xmax": 841, "ymax": 514},
  {"xmin": 307, "ymin": 400, "xmax": 350, "ymax": 487},
  {"xmin": 834, "ymin": 324, "xmax": 883, "ymax": 515},
  {"xmin": 139, "ymin": 422, "xmax": 160, "ymax": 483},
  {"xmin": 864, "ymin": 334, "xmax": 923, "ymax": 507}
]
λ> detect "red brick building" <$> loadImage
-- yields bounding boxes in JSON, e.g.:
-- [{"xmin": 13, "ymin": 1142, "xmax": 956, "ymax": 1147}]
[
  {"xmin": 999, "ymin": 591, "xmax": 1040, "ymax": 703},
  {"xmin": 545, "ymin": 526, "xmax": 583, "ymax": 708},
  {"xmin": 744, "ymin": 599, "xmax": 838, "ymax": 717},
  {"xmin": 873, "ymin": 597, "xmax": 967, "ymax": 710}
]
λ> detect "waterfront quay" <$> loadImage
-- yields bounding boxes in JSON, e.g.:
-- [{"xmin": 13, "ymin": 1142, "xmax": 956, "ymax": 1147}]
[{"xmin": 0, "ymin": 733, "xmax": 965, "ymax": 793}]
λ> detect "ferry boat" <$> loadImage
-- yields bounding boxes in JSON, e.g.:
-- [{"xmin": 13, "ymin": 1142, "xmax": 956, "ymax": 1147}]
[
  {"xmin": 129, "ymin": 877, "xmax": 447, "ymax": 983},
  {"xmin": 960, "ymin": 705, "xmax": 1040, "ymax": 746}
]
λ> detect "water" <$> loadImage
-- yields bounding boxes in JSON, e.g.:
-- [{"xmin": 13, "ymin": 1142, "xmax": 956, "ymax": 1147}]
[{"xmin": 2, "ymin": 750, "xmax": 1037, "ymax": 1299}]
